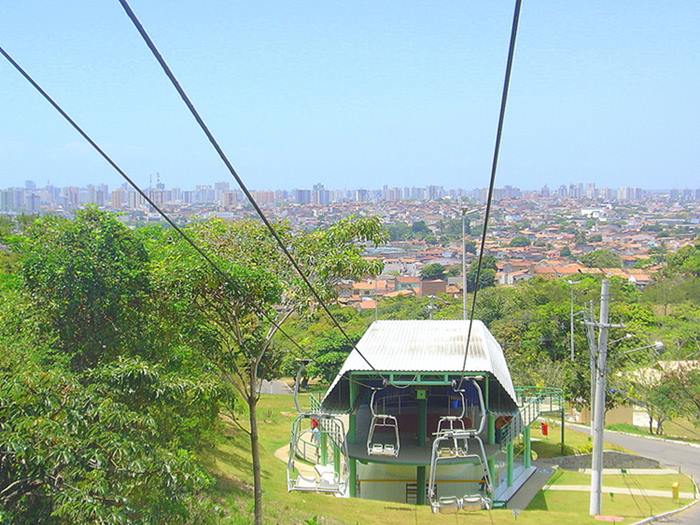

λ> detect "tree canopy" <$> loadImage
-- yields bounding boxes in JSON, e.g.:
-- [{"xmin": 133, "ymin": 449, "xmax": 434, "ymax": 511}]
[{"xmin": 581, "ymin": 249, "xmax": 623, "ymax": 268}]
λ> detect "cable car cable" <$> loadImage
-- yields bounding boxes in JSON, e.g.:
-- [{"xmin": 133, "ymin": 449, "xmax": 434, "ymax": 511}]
[
  {"xmin": 116, "ymin": 0, "xmax": 385, "ymax": 381},
  {"xmin": 457, "ymin": 0, "xmax": 523, "ymax": 391},
  {"xmin": 0, "ymin": 44, "xmax": 308, "ymax": 358}
]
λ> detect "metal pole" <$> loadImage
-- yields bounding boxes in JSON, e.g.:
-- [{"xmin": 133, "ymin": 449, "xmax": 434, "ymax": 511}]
[
  {"xmin": 590, "ymin": 279, "xmax": 610, "ymax": 516},
  {"xmin": 462, "ymin": 208, "xmax": 467, "ymax": 320},
  {"xmin": 374, "ymin": 279, "xmax": 378, "ymax": 321},
  {"xmin": 570, "ymin": 286, "xmax": 575, "ymax": 361},
  {"xmin": 587, "ymin": 300, "xmax": 596, "ymax": 438}
]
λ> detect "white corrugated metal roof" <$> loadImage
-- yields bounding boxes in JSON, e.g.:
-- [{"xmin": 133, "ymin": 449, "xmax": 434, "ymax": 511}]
[{"xmin": 322, "ymin": 320, "xmax": 517, "ymax": 407}]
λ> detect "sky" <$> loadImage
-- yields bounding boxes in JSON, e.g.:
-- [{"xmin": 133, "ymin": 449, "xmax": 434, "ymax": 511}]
[{"xmin": 1, "ymin": 1, "xmax": 699, "ymax": 191}]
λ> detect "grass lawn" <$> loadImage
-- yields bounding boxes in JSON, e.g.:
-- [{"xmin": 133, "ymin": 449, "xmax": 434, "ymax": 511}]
[
  {"xmin": 607, "ymin": 422, "xmax": 700, "ymax": 445},
  {"xmin": 547, "ymin": 470, "xmax": 696, "ymax": 494},
  {"xmin": 201, "ymin": 394, "xmax": 691, "ymax": 524},
  {"xmin": 525, "ymin": 420, "xmax": 627, "ymax": 459},
  {"xmin": 528, "ymin": 491, "xmax": 691, "ymax": 521}
]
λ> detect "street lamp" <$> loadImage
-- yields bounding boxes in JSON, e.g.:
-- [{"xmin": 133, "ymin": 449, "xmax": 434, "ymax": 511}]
[
  {"xmin": 461, "ymin": 207, "xmax": 482, "ymax": 321},
  {"xmin": 567, "ymin": 279, "xmax": 582, "ymax": 361},
  {"xmin": 619, "ymin": 341, "xmax": 664, "ymax": 356}
]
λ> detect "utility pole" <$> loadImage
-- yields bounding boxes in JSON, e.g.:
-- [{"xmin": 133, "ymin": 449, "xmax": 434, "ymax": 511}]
[
  {"xmin": 589, "ymin": 279, "xmax": 627, "ymax": 515},
  {"xmin": 590, "ymin": 279, "xmax": 612, "ymax": 516}
]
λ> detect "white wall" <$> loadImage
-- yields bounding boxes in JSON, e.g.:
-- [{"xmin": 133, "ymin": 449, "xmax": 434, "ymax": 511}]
[{"xmin": 356, "ymin": 461, "xmax": 484, "ymax": 504}]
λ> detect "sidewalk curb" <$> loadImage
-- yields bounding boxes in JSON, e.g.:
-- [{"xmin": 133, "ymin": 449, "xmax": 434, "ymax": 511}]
[
  {"xmin": 629, "ymin": 472, "xmax": 700, "ymax": 525},
  {"xmin": 630, "ymin": 499, "xmax": 698, "ymax": 525}
]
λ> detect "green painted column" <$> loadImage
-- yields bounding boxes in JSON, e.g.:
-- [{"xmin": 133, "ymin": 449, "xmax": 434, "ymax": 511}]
[
  {"xmin": 523, "ymin": 425, "xmax": 531, "ymax": 469},
  {"xmin": 485, "ymin": 376, "xmax": 496, "ymax": 445},
  {"xmin": 416, "ymin": 466, "xmax": 426, "ymax": 505},
  {"xmin": 560, "ymin": 404, "xmax": 566, "ymax": 455},
  {"xmin": 348, "ymin": 378, "xmax": 358, "ymax": 444},
  {"xmin": 347, "ymin": 378, "xmax": 359, "ymax": 497},
  {"xmin": 349, "ymin": 458, "xmax": 357, "ymax": 497},
  {"xmin": 333, "ymin": 443, "xmax": 340, "ymax": 474},
  {"xmin": 506, "ymin": 441, "xmax": 514, "ymax": 487},
  {"xmin": 320, "ymin": 432, "xmax": 328, "ymax": 465},
  {"xmin": 417, "ymin": 389, "xmax": 427, "ymax": 447},
  {"xmin": 487, "ymin": 457, "xmax": 496, "ymax": 489}
]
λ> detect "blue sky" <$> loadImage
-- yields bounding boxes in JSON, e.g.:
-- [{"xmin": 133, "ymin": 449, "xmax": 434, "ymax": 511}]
[{"xmin": 1, "ymin": 1, "xmax": 698, "ymax": 190}]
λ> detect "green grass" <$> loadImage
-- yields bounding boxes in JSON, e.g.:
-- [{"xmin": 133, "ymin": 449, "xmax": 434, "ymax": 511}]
[
  {"xmin": 607, "ymin": 422, "xmax": 700, "ymax": 444},
  {"xmin": 547, "ymin": 470, "xmax": 696, "ymax": 494},
  {"xmin": 200, "ymin": 394, "xmax": 691, "ymax": 524},
  {"xmin": 527, "ymin": 491, "xmax": 691, "ymax": 520},
  {"xmin": 526, "ymin": 421, "xmax": 627, "ymax": 459}
]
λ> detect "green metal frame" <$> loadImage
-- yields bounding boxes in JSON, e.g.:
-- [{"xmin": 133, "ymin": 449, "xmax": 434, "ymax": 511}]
[{"xmin": 350, "ymin": 371, "xmax": 487, "ymax": 386}]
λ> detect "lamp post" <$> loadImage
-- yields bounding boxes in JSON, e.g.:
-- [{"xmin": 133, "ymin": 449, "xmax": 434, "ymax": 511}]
[
  {"xmin": 567, "ymin": 279, "xmax": 582, "ymax": 361},
  {"xmin": 618, "ymin": 341, "xmax": 664, "ymax": 357},
  {"xmin": 461, "ymin": 207, "xmax": 481, "ymax": 320}
]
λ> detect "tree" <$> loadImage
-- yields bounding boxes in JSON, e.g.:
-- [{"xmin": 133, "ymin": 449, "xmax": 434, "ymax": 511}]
[
  {"xmin": 588, "ymin": 233, "xmax": 603, "ymax": 243},
  {"xmin": 464, "ymin": 240, "xmax": 477, "ymax": 255},
  {"xmin": 1, "ymin": 209, "xmax": 221, "ymax": 524},
  {"xmin": 446, "ymin": 265, "xmax": 461, "ymax": 277},
  {"xmin": 509, "ymin": 236, "xmax": 531, "ymax": 247},
  {"xmin": 560, "ymin": 246, "xmax": 572, "ymax": 258},
  {"xmin": 21, "ymin": 208, "xmax": 151, "ymax": 370},
  {"xmin": 151, "ymin": 216, "xmax": 386, "ymax": 525},
  {"xmin": 411, "ymin": 220, "xmax": 431, "ymax": 236},
  {"xmin": 614, "ymin": 365, "xmax": 680, "ymax": 435},
  {"xmin": 420, "ymin": 263, "xmax": 445, "ymax": 281},
  {"xmin": 467, "ymin": 256, "xmax": 497, "ymax": 292},
  {"xmin": 581, "ymin": 249, "xmax": 622, "ymax": 268}
]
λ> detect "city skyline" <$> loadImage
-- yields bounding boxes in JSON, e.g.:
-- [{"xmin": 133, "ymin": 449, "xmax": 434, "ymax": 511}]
[
  {"xmin": 2, "ymin": 2, "xmax": 700, "ymax": 189},
  {"xmin": 3, "ymin": 177, "xmax": 699, "ymax": 217}
]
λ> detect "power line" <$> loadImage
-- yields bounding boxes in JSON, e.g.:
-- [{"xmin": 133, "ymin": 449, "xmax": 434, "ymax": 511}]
[
  {"xmin": 458, "ymin": 0, "xmax": 523, "ymax": 389},
  {"xmin": 116, "ymin": 0, "xmax": 383, "ymax": 378},
  {"xmin": 0, "ymin": 44, "xmax": 306, "ymax": 357}
]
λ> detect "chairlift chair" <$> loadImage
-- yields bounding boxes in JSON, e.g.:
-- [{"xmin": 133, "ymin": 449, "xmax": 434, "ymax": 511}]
[
  {"xmin": 366, "ymin": 389, "xmax": 400, "ymax": 457},
  {"xmin": 428, "ymin": 377, "xmax": 492, "ymax": 514},
  {"xmin": 428, "ymin": 429, "xmax": 493, "ymax": 513},
  {"xmin": 286, "ymin": 361, "xmax": 350, "ymax": 495}
]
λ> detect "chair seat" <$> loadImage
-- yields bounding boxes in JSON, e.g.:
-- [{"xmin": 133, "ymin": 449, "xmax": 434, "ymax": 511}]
[{"xmin": 432, "ymin": 496, "xmax": 461, "ymax": 514}]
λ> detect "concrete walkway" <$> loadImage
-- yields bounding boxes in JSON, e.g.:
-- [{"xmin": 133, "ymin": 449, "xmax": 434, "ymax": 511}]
[
  {"xmin": 258, "ymin": 379, "xmax": 293, "ymax": 394},
  {"xmin": 507, "ymin": 466, "xmax": 556, "ymax": 509}
]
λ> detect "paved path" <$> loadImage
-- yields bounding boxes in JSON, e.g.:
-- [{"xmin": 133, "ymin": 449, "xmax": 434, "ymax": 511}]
[
  {"xmin": 568, "ymin": 424, "xmax": 699, "ymax": 523},
  {"xmin": 258, "ymin": 379, "xmax": 293, "ymax": 394}
]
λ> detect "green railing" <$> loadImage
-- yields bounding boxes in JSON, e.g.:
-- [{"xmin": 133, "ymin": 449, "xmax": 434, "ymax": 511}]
[{"xmin": 500, "ymin": 386, "xmax": 563, "ymax": 445}]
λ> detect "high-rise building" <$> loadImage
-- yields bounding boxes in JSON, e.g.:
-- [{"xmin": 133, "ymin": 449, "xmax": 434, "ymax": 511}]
[{"xmin": 312, "ymin": 183, "xmax": 330, "ymax": 205}]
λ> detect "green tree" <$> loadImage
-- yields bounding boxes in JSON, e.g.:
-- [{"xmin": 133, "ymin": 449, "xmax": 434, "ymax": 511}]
[
  {"xmin": 581, "ymin": 249, "xmax": 622, "ymax": 268},
  {"xmin": 151, "ymin": 216, "xmax": 386, "ymax": 525},
  {"xmin": 509, "ymin": 236, "xmax": 531, "ymax": 247},
  {"xmin": 21, "ymin": 208, "xmax": 151, "ymax": 370},
  {"xmin": 560, "ymin": 245, "xmax": 572, "ymax": 258},
  {"xmin": 420, "ymin": 263, "xmax": 446, "ymax": 280},
  {"xmin": 467, "ymin": 256, "xmax": 497, "ymax": 292},
  {"xmin": 1, "ymin": 209, "xmax": 221, "ymax": 524}
]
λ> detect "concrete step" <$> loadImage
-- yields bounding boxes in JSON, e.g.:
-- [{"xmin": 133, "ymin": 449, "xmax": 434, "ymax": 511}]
[{"xmin": 506, "ymin": 466, "xmax": 556, "ymax": 510}]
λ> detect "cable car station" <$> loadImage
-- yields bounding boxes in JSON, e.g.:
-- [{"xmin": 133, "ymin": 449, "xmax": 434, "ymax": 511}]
[{"xmin": 288, "ymin": 319, "xmax": 564, "ymax": 512}]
